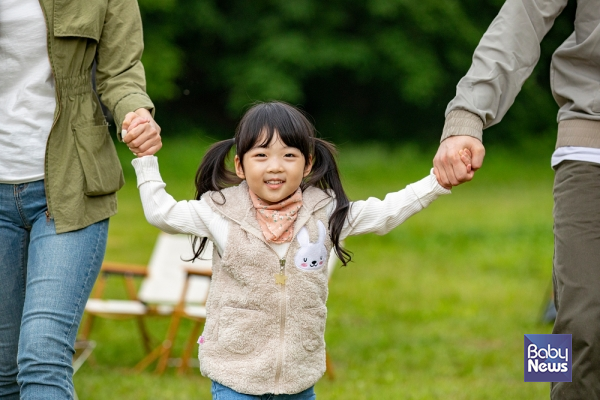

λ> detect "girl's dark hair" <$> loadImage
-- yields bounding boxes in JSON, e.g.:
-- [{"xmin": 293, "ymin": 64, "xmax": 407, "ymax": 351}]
[{"xmin": 190, "ymin": 101, "xmax": 352, "ymax": 265}]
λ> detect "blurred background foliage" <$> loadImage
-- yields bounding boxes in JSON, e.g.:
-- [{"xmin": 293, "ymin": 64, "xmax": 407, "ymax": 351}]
[{"xmin": 136, "ymin": 0, "xmax": 576, "ymax": 145}]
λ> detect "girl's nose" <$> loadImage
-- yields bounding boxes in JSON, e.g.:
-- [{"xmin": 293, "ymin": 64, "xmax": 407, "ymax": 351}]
[{"xmin": 266, "ymin": 159, "xmax": 284, "ymax": 173}]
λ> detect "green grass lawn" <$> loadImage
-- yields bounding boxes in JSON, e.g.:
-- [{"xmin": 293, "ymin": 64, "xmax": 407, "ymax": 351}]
[{"xmin": 74, "ymin": 134, "xmax": 555, "ymax": 399}]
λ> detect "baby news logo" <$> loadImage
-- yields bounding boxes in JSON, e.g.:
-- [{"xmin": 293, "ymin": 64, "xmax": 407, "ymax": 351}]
[{"xmin": 524, "ymin": 334, "xmax": 571, "ymax": 382}]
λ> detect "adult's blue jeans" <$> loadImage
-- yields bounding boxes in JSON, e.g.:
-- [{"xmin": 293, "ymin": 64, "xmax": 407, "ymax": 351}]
[
  {"xmin": 0, "ymin": 180, "xmax": 108, "ymax": 400},
  {"xmin": 211, "ymin": 381, "xmax": 316, "ymax": 400}
]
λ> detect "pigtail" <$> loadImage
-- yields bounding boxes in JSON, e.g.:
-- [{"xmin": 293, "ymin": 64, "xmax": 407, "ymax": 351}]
[
  {"xmin": 189, "ymin": 139, "xmax": 241, "ymax": 262},
  {"xmin": 194, "ymin": 139, "xmax": 240, "ymax": 199},
  {"xmin": 304, "ymin": 138, "xmax": 352, "ymax": 266}
]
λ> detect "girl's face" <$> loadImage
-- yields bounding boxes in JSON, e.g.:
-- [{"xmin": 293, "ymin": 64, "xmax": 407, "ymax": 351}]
[{"xmin": 235, "ymin": 132, "xmax": 312, "ymax": 205}]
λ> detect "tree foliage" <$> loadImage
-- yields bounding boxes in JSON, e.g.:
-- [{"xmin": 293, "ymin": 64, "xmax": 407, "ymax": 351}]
[{"xmin": 139, "ymin": 0, "xmax": 576, "ymax": 144}]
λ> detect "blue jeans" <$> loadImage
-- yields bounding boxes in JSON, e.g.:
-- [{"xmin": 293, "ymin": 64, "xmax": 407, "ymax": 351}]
[
  {"xmin": 211, "ymin": 381, "xmax": 316, "ymax": 400},
  {"xmin": 0, "ymin": 180, "xmax": 108, "ymax": 400}
]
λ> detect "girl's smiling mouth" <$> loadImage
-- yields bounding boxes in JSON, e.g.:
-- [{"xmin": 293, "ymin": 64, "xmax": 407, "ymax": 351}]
[{"xmin": 265, "ymin": 179, "xmax": 285, "ymax": 189}]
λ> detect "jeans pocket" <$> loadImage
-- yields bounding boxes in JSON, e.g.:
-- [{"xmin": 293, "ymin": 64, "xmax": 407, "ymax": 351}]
[{"xmin": 73, "ymin": 125, "xmax": 124, "ymax": 196}]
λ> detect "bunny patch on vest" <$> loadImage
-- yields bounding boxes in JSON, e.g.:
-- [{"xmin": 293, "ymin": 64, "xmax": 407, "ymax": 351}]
[{"xmin": 294, "ymin": 220, "xmax": 328, "ymax": 271}]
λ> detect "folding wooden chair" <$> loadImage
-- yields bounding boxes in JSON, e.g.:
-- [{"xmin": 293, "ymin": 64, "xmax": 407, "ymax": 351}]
[{"xmin": 80, "ymin": 233, "xmax": 212, "ymax": 373}]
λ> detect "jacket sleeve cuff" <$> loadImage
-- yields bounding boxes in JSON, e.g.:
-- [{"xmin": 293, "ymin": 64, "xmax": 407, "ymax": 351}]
[
  {"xmin": 408, "ymin": 171, "xmax": 451, "ymax": 207},
  {"xmin": 132, "ymin": 156, "xmax": 163, "ymax": 187},
  {"xmin": 441, "ymin": 110, "xmax": 484, "ymax": 143},
  {"xmin": 113, "ymin": 93, "xmax": 155, "ymax": 141}
]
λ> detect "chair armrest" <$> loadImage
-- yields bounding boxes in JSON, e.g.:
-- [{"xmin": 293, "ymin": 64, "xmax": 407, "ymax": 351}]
[
  {"xmin": 183, "ymin": 265, "xmax": 212, "ymax": 278},
  {"xmin": 101, "ymin": 262, "xmax": 148, "ymax": 276}
]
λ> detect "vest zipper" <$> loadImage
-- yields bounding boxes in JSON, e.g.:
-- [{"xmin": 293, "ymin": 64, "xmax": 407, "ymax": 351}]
[
  {"xmin": 274, "ymin": 258, "xmax": 287, "ymax": 284},
  {"xmin": 273, "ymin": 257, "xmax": 287, "ymax": 394},
  {"xmin": 237, "ymin": 225, "xmax": 298, "ymax": 393}
]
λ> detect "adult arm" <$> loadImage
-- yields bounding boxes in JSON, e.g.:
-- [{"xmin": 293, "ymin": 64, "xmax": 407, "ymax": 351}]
[
  {"xmin": 335, "ymin": 173, "xmax": 450, "ymax": 240},
  {"xmin": 434, "ymin": 0, "xmax": 569, "ymax": 187},
  {"xmin": 94, "ymin": 0, "xmax": 161, "ymax": 155}
]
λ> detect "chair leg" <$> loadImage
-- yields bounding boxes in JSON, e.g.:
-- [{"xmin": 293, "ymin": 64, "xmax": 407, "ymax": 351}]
[
  {"xmin": 178, "ymin": 320, "xmax": 203, "ymax": 375},
  {"xmin": 135, "ymin": 316, "xmax": 153, "ymax": 354},
  {"xmin": 134, "ymin": 341, "xmax": 172, "ymax": 373},
  {"xmin": 79, "ymin": 275, "xmax": 106, "ymax": 341},
  {"xmin": 325, "ymin": 350, "xmax": 335, "ymax": 380},
  {"xmin": 155, "ymin": 313, "xmax": 183, "ymax": 374}
]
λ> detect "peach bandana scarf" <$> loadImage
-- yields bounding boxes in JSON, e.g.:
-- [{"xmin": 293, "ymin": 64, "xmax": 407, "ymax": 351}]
[{"xmin": 249, "ymin": 188, "xmax": 303, "ymax": 243}]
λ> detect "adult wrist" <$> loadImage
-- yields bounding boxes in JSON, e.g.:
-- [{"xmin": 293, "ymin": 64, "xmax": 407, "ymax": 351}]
[
  {"xmin": 113, "ymin": 93, "xmax": 155, "ymax": 141},
  {"xmin": 134, "ymin": 108, "xmax": 153, "ymax": 119},
  {"xmin": 441, "ymin": 110, "xmax": 484, "ymax": 143}
]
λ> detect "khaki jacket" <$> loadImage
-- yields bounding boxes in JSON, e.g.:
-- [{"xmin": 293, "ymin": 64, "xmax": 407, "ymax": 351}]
[
  {"xmin": 199, "ymin": 181, "xmax": 333, "ymax": 395},
  {"xmin": 39, "ymin": 0, "xmax": 154, "ymax": 233},
  {"xmin": 442, "ymin": 0, "xmax": 600, "ymax": 148}
]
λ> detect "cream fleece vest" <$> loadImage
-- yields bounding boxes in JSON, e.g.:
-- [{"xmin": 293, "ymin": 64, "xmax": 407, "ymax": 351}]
[{"xmin": 199, "ymin": 181, "xmax": 333, "ymax": 395}]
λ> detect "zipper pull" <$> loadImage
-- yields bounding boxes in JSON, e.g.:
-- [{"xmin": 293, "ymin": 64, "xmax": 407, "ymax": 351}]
[{"xmin": 275, "ymin": 259, "xmax": 287, "ymax": 285}]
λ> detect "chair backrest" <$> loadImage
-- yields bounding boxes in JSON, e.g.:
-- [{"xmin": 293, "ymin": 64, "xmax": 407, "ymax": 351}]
[{"xmin": 138, "ymin": 233, "xmax": 212, "ymax": 305}]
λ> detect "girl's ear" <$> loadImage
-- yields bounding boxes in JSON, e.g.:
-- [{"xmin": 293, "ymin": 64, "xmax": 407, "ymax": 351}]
[
  {"xmin": 303, "ymin": 154, "xmax": 313, "ymax": 177},
  {"xmin": 234, "ymin": 155, "xmax": 245, "ymax": 179}
]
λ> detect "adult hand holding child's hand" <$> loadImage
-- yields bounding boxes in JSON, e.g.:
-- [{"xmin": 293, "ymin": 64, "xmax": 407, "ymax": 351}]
[
  {"xmin": 122, "ymin": 108, "xmax": 162, "ymax": 157},
  {"xmin": 433, "ymin": 135, "xmax": 485, "ymax": 189}
]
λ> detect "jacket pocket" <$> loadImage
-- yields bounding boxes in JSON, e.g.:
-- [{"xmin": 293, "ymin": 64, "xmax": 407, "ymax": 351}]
[
  {"xmin": 73, "ymin": 125, "xmax": 124, "ymax": 196},
  {"xmin": 298, "ymin": 306, "xmax": 327, "ymax": 352},
  {"xmin": 53, "ymin": 0, "xmax": 107, "ymax": 41},
  {"xmin": 218, "ymin": 307, "xmax": 264, "ymax": 355}
]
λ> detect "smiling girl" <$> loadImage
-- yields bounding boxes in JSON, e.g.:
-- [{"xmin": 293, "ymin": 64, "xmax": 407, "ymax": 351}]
[{"xmin": 131, "ymin": 101, "xmax": 456, "ymax": 399}]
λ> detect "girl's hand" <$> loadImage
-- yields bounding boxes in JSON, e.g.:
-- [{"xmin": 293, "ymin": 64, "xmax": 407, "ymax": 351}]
[
  {"xmin": 459, "ymin": 148, "xmax": 472, "ymax": 173},
  {"xmin": 122, "ymin": 108, "xmax": 162, "ymax": 157}
]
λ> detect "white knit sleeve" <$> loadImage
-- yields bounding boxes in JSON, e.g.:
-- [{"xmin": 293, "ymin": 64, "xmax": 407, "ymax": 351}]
[
  {"xmin": 336, "ymin": 171, "xmax": 450, "ymax": 240},
  {"xmin": 131, "ymin": 156, "xmax": 217, "ymax": 240}
]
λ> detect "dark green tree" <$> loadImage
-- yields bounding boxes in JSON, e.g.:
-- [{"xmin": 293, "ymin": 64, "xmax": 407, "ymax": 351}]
[{"xmin": 139, "ymin": 0, "xmax": 576, "ymax": 144}]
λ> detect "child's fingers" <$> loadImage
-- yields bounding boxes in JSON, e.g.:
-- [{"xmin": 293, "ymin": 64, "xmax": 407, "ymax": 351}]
[
  {"xmin": 121, "ymin": 112, "xmax": 137, "ymax": 136},
  {"xmin": 123, "ymin": 118, "xmax": 150, "ymax": 143},
  {"xmin": 459, "ymin": 149, "xmax": 472, "ymax": 162},
  {"xmin": 433, "ymin": 166, "xmax": 452, "ymax": 190},
  {"xmin": 129, "ymin": 130, "xmax": 161, "ymax": 154},
  {"xmin": 122, "ymin": 113, "xmax": 149, "ymax": 142},
  {"xmin": 459, "ymin": 157, "xmax": 472, "ymax": 173},
  {"xmin": 459, "ymin": 155, "xmax": 472, "ymax": 172},
  {"xmin": 135, "ymin": 142, "xmax": 163, "ymax": 157},
  {"xmin": 128, "ymin": 117, "xmax": 149, "ymax": 133},
  {"xmin": 127, "ymin": 119, "xmax": 162, "ymax": 157},
  {"xmin": 459, "ymin": 149, "xmax": 472, "ymax": 172}
]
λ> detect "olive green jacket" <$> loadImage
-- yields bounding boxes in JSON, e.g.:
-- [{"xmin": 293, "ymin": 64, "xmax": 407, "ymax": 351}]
[{"xmin": 40, "ymin": 0, "xmax": 154, "ymax": 233}]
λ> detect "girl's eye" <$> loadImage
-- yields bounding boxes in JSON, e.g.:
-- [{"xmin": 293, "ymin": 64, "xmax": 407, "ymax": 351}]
[{"xmin": 284, "ymin": 153, "xmax": 296, "ymax": 158}]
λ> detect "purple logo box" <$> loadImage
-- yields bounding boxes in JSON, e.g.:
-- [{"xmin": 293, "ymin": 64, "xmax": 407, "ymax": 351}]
[{"xmin": 524, "ymin": 334, "xmax": 571, "ymax": 382}]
